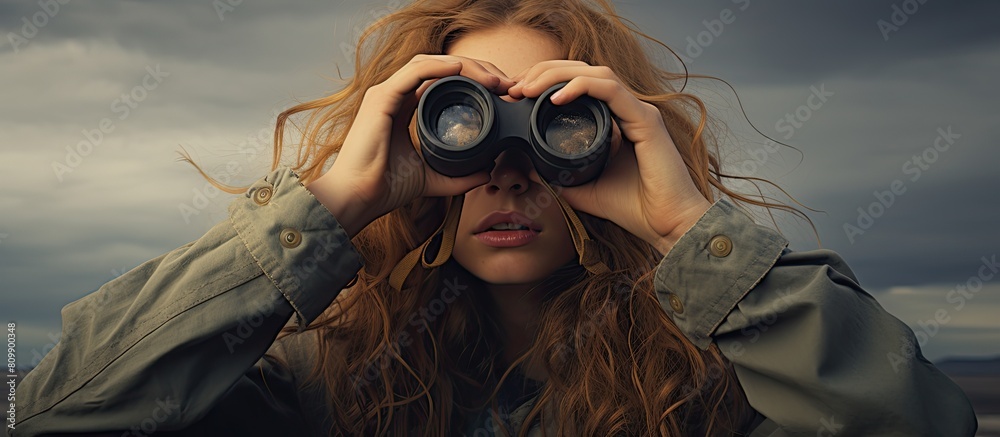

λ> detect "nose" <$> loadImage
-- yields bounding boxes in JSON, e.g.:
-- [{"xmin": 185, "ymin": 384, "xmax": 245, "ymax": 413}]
[{"xmin": 485, "ymin": 149, "xmax": 533, "ymax": 196}]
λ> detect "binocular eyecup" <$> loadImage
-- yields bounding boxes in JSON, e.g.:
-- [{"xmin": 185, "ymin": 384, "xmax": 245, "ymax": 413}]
[{"xmin": 416, "ymin": 75, "xmax": 612, "ymax": 187}]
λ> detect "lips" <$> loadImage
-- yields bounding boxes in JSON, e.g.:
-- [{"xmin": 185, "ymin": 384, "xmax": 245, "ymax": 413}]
[
  {"xmin": 472, "ymin": 211, "xmax": 543, "ymax": 249},
  {"xmin": 472, "ymin": 210, "xmax": 543, "ymax": 234}
]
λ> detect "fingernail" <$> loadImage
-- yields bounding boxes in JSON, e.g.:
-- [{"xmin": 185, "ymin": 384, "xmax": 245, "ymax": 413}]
[{"xmin": 550, "ymin": 90, "xmax": 564, "ymax": 102}]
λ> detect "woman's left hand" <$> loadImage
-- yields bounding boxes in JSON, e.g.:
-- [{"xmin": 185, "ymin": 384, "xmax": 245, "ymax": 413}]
[{"xmin": 507, "ymin": 60, "xmax": 712, "ymax": 256}]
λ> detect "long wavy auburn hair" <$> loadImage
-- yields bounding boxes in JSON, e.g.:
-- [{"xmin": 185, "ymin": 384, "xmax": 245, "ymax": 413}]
[{"xmin": 191, "ymin": 0, "xmax": 813, "ymax": 435}]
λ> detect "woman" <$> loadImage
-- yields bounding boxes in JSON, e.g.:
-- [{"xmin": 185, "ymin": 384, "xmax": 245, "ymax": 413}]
[{"xmin": 9, "ymin": 0, "xmax": 977, "ymax": 436}]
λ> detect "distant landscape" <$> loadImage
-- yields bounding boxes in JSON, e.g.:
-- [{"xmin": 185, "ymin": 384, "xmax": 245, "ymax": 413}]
[
  {"xmin": 11, "ymin": 356, "xmax": 1000, "ymax": 433},
  {"xmin": 937, "ymin": 356, "xmax": 1000, "ymax": 436}
]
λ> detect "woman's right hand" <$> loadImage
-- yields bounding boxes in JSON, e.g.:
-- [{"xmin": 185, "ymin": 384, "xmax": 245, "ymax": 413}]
[{"xmin": 306, "ymin": 55, "xmax": 516, "ymax": 237}]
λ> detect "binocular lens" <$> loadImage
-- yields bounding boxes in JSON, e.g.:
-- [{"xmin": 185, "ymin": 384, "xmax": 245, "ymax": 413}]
[
  {"xmin": 418, "ymin": 76, "xmax": 611, "ymax": 186},
  {"xmin": 544, "ymin": 111, "xmax": 597, "ymax": 156},
  {"xmin": 435, "ymin": 103, "xmax": 483, "ymax": 148}
]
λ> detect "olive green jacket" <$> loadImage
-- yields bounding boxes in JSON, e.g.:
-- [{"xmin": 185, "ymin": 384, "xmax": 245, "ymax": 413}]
[{"xmin": 7, "ymin": 168, "xmax": 977, "ymax": 436}]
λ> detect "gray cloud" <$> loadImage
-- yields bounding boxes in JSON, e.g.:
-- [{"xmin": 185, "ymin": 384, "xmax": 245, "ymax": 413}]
[
  {"xmin": 1, "ymin": 0, "xmax": 997, "ymax": 361},
  {"xmin": 622, "ymin": 0, "xmax": 1000, "ymax": 84}
]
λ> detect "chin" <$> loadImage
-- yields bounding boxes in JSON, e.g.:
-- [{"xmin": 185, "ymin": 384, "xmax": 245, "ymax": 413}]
[{"xmin": 458, "ymin": 254, "xmax": 548, "ymax": 284}]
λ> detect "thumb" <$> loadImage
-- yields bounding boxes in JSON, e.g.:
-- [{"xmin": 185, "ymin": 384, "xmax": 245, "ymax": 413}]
[{"xmin": 557, "ymin": 184, "xmax": 604, "ymax": 220}]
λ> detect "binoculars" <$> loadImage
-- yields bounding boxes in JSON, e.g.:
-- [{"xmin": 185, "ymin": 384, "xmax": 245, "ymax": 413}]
[{"xmin": 416, "ymin": 75, "xmax": 612, "ymax": 187}]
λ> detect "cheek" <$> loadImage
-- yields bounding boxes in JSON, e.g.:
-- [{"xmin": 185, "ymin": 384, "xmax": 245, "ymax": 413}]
[
  {"xmin": 539, "ymin": 201, "xmax": 576, "ymax": 255},
  {"xmin": 456, "ymin": 196, "xmax": 479, "ymax": 234},
  {"xmin": 452, "ymin": 198, "xmax": 482, "ymax": 257}
]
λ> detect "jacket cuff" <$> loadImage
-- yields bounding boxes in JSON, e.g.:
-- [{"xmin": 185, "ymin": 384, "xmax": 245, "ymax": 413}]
[
  {"xmin": 653, "ymin": 198, "xmax": 788, "ymax": 349},
  {"xmin": 228, "ymin": 167, "xmax": 364, "ymax": 329}
]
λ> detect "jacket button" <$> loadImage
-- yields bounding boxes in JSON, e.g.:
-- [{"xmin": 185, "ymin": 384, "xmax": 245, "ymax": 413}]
[
  {"xmin": 279, "ymin": 228, "xmax": 302, "ymax": 248},
  {"xmin": 253, "ymin": 186, "xmax": 274, "ymax": 206},
  {"xmin": 709, "ymin": 235, "xmax": 732, "ymax": 258},
  {"xmin": 667, "ymin": 293, "xmax": 684, "ymax": 314}
]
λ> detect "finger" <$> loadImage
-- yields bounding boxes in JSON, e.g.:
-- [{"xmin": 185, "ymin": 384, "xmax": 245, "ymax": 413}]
[
  {"xmin": 370, "ymin": 59, "xmax": 465, "ymax": 117},
  {"xmin": 395, "ymin": 56, "xmax": 466, "ymax": 89},
  {"xmin": 442, "ymin": 56, "xmax": 505, "ymax": 90},
  {"xmin": 556, "ymin": 179, "xmax": 602, "ymax": 219},
  {"xmin": 510, "ymin": 60, "xmax": 588, "ymax": 84},
  {"xmin": 416, "ymin": 56, "xmax": 514, "ymax": 99},
  {"xmin": 508, "ymin": 61, "xmax": 592, "ymax": 98},
  {"xmin": 474, "ymin": 61, "xmax": 517, "ymax": 94},
  {"xmin": 375, "ymin": 57, "xmax": 503, "ymax": 133},
  {"xmin": 386, "ymin": 56, "xmax": 499, "ymax": 100},
  {"xmin": 510, "ymin": 60, "xmax": 584, "ymax": 94},
  {"xmin": 549, "ymin": 76, "xmax": 653, "ymax": 137},
  {"xmin": 510, "ymin": 65, "xmax": 618, "ymax": 99}
]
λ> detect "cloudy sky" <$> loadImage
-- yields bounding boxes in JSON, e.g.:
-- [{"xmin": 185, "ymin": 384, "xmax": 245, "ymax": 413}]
[{"xmin": 1, "ymin": 0, "xmax": 998, "ymax": 366}]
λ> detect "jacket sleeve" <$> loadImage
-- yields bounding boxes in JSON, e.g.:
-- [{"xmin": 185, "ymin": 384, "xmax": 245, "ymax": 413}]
[
  {"xmin": 652, "ymin": 199, "xmax": 978, "ymax": 437},
  {"xmin": 7, "ymin": 168, "xmax": 364, "ymax": 436}
]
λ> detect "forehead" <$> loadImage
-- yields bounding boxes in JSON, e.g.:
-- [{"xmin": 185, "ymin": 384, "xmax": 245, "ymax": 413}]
[{"xmin": 445, "ymin": 25, "xmax": 566, "ymax": 77}]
